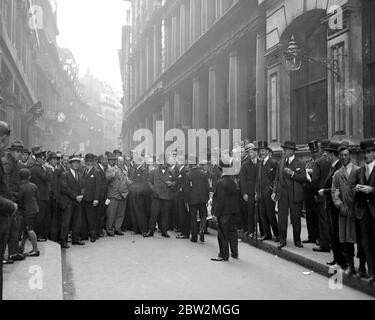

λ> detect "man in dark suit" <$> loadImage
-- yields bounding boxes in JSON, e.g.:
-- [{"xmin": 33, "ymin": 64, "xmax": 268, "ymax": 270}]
[
  {"xmin": 59, "ymin": 156, "xmax": 85, "ymax": 248},
  {"xmin": 146, "ymin": 155, "xmax": 176, "ymax": 238},
  {"xmin": 272, "ymin": 141, "xmax": 306, "ymax": 249},
  {"xmin": 95, "ymin": 154, "xmax": 108, "ymax": 237},
  {"xmin": 351, "ymin": 139, "xmax": 375, "ymax": 284},
  {"xmin": 239, "ymin": 143, "xmax": 258, "ymax": 238},
  {"xmin": 211, "ymin": 160, "xmax": 239, "ymax": 262},
  {"xmin": 175, "ymin": 156, "xmax": 190, "ymax": 239},
  {"xmin": 30, "ymin": 147, "xmax": 52, "ymax": 241},
  {"xmin": 82, "ymin": 154, "xmax": 101, "ymax": 242},
  {"xmin": 317, "ymin": 142, "xmax": 346, "ymax": 268},
  {"xmin": 0, "ymin": 121, "xmax": 18, "ymax": 300},
  {"xmin": 184, "ymin": 156, "xmax": 210, "ymax": 243},
  {"xmin": 256, "ymin": 141, "xmax": 279, "ymax": 241},
  {"xmin": 311, "ymin": 141, "xmax": 332, "ymax": 252}
]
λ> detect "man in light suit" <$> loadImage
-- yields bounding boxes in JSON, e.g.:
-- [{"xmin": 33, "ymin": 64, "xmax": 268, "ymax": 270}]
[{"xmin": 272, "ymin": 141, "xmax": 306, "ymax": 249}]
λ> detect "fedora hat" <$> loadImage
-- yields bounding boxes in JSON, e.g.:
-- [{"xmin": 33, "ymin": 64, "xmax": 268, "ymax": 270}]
[
  {"xmin": 325, "ymin": 142, "xmax": 341, "ymax": 153},
  {"xmin": 281, "ymin": 141, "xmax": 298, "ymax": 151},
  {"xmin": 320, "ymin": 139, "xmax": 330, "ymax": 151},
  {"xmin": 9, "ymin": 141, "xmax": 24, "ymax": 152},
  {"xmin": 85, "ymin": 153, "xmax": 96, "ymax": 162},
  {"xmin": 308, "ymin": 141, "xmax": 320, "ymax": 154},
  {"xmin": 22, "ymin": 148, "xmax": 31, "ymax": 155},
  {"xmin": 360, "ymin": 139, "xmax": 375, "ymax": 152},
  {"xmin": 107, "ymin": 152, "xmax": 117, "ymax": 161},
  {"xmin": 113, "ymin": 149, "xmax": 122, "ymax": 156},
  {"xmin": 257, "ymin": 141, "xmax": 272, "ymax": 151},
  {"xmin": 47, "ymin": 152, "xmax": 58, "ymax": 161}
]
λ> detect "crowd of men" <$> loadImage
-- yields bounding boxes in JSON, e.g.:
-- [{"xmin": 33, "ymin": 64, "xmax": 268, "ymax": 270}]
[{"xmin": 1, "ymin": 119, "xmax": 375, "ymax": 299}]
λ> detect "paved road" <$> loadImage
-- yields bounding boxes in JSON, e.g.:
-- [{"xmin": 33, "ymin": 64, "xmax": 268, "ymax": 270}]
[{"xmin": 63, "ymin": 231, "xmax": 373, "ymax": 300}]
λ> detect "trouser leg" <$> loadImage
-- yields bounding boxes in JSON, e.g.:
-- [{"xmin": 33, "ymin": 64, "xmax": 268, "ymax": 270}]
[
  {"xmin": 60, "ymin": 204, "xmax": 72, "ymax": 243},
  {"xmin": 71, "ymin": 203, "xmax": 82, "ymax": 243},
  {"xmin": 149, "ymin": 198, "xmax": 160, "ymax": 234},
  {"xmin": 277, "ymin": 195, "xmax": 289, "ymax": 245},
  {"xmin": 190, "ymin": 205, "xmax": 198, "ymax": 241},
  {"xmin": 217, "ymin": 216, "xmax": 230, "ymax": 260},
  {"xmin": 317, "ymin": 202, "xmax": 331, "ymax": 250},
  {"xmin": 85, "ymin": 202, "xmax": 97, "ymax": 238},
  {"xmin": 329, "ymin": 207, "xmax": 346, "ymax": 267},
  {"xmin": 290, "ymin": 202, "xmax": 302, "ymax": 244},
  {"xmin": 114, "ymin": 198, "xmax": 126, "ymax": 232},
  {"xmin": 106, "ymin": 199, "xmax": 120, "ymax": 232},
  {"xmin": 198, "ymin": 203, "xmax": 207, "ymax": 235}
]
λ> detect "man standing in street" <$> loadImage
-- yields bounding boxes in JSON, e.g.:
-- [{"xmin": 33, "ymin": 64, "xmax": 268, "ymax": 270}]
[
  {"xmin": 82, "ymin": 154, "xmax": 100, "ymax": 242},
  {"xmin": 175, "ymin": 154, "xmax": 190, "ymax": 239},
  {"xmin": 30, "ymin": 147, "xmax": 51, "ymax": 242},
  {"xmin": 59, "ymin": 156, "xmax": 85, "ymax": 248},
  {"xmin": 311, "ymin": 141, "xmax": 332, "ymax": 253},
  {"xmin": 351, "ymin": 139, "xmax": 375, "ymax": 284},
  {"xmin": 0, "ymin": 121, "xmax": 18, "ymax": 300},
  {"xmin": 184, "ymin": 155, "xmax": 210, "ymax": 243},
  {"xmin": 318, "ymin": 142, "xmax": 346, "ymax": 268},
  {"xmin": 239, "ymin": 143, "xmax": 258, "ymax": 238},
  {"xmin": 96, "ymin": 154, "xmax": 109, "ymax": 237},
  {"xmin": 256, "ymin": 141, "xmax": 279, "ymax": 242},
  {"xmin": 211, "ymin": 160, "xmax": 239, "ymax": 262},
  {"xmin": 332, "ymin": 145, "xmax": 365, "ymax": 277},
  {"xmin": 272, "ymin": 141, "xmax": 306, "ymax": 249}
]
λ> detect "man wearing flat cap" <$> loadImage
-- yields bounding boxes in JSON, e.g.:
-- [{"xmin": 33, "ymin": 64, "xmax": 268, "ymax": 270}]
[
  {"xmin": 351, "ymin": 139, "xmax": 375, "ymax": 284},
  {"xmin": 30, "ymin": 147, "xmax": 51, "ymax": 241},
  {"xmin": 272, "ymin": 141, "xmax": 306, "ymax": 249},
  {"xmin": 20, "ymin": 148, "xmax": 31, "ymax": 167}
]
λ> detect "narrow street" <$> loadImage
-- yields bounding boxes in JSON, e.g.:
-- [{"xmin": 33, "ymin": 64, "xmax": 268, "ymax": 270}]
[{"xmin": 63, "ymin": 231, "xmax": 373, "ymax": 300}]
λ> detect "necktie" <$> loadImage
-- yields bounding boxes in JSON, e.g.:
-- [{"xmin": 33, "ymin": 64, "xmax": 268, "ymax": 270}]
[{"xmin": 75, "ymin": 170, "xmax": 79, "ymax": 182}]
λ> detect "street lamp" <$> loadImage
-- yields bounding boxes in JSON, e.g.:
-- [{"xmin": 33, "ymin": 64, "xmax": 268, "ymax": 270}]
[{"xmin": 283, "ymin": 35, "xmax": 341, "ymax": 81}]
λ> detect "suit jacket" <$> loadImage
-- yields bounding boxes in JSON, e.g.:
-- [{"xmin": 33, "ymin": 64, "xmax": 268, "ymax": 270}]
[
  {"xmin": 128, "ymin": 163, "xmax": 151, "ymax": 195},
  {"xmin": 350, "ymin": 164, "xmax": 375, "ymax": 220},
  {"xmin": 0, "ymin": 156, "xmax": 13, "ymax": 232},
  {"xmin": 273, "ymin": 157, "xmax": 306, "ymax": 203},
  {"xmin": 311, "ymin": 156, "xmax": 331, "ymax": 203},
  {"xmin": 184, "ymin": 166, "xmax": 209, "ymax": 205},
  {"xmin": 150, "ymin": 166, "xmax": 175, "ymax": 200},
  {"xmin": 30, "ymin": 162, "xmax": 52, "ymax": 201},
  {"xmin": 175, "ymin": 164, "xmax": 189, "ymax": 200},
  {"xmin": 19, "ymin": 182, "xmax": 39, "ymax": 216},
  {"xmin": 256, "ymin": 157, "xmax": 278, "ymax": 196},
  {"xmin": 239, "ymin": 159, "xmax": 258, "ymax": 196},
  {"xmin": 2, "ymin": 152, "xmax": 24, "ymax": 202},
  {"xmin": 214, "ymin": 175, "xmax": 240, "ymax": 217},
  {"xmin": 52, "ymin": 164, "xmax": 68, "ymax": 202},
  {"xmin": 59, "ymin": 170, "xmax": 83, "ymax": 208},
  {"xmin": 95, "ymin": 165, "xmax": 108, "ymax": 201},
  {"xmin": 82, "ymin": 167, "xmax": 101, "ymax": 202}
]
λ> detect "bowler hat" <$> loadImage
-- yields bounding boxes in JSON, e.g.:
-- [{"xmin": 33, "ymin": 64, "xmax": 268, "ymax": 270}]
[
  {"xmin": 107, "ymin": 152, "xmax": 117, "ymax": 161},
  {"xmin": 325, "ymin": 142, "xmax": 341, "ymax": 153},
  {"xmin": 113, "ymin": 149, "xmax": 122, "ymax": 156},
  {"xmin": 320, "ymin": 139, "xmax": 330, "ymax": 151},
  {"xmin": 308, "ymin": 141, "xmax": 320, "ymax": 154},
  {"xmin": 281, "ymin": 141, "xmax": 298, "ymax": 151},
  {"xmin": 257, "ymin": 141, "xmax": 272, "ymax": 151},
  {"xmin": 9, "ymin": 141, "xmax": 24, "ymax": 152},
  {"xmin": 85, "ymin": 153, "xmax": 96, "ymax": 162},
  {"xmin": 360, "ymin": 139, "xmax": 375, "ymax": 152},
  {"xmin": 47, "ymin": 152, "xmax": 58, "ymax": 161}
]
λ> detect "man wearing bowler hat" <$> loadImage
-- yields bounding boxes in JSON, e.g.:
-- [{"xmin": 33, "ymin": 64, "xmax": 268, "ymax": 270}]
[
  {"xmin": 30, "ymin": 147, "xmax": 51, "ymax": 241},
  {"xmin": 303, "ymin": 141, "xmax": 321, "ymax": 245},
  {"xmin": 272, "ymin": 141, "xmax": 306, "ymax": 249},
  {"xmin": 351, "ymin": 139, "xmax": 375, "ymax": 284},
  {"xmin": 255, "ymin": 141, "xmax": 279, "ymax": 241}
]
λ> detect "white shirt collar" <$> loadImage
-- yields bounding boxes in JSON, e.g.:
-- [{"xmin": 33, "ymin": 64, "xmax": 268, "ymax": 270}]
[
  {"xmin": 263, "ymin": 156, "xmax": 270, "ymax": 165},
  {"xmin": 366, "ymin": 160, "xmax": 375, "ymax": 174},
  {"xmin": 70, "ymin": 168, "xmax": 76, "ymax": 177},
  {"xmin": 98, "ymin": 164, "xmax": 104, "ymax": 171},
  {"xmin": 345, "ymin": 162, "xmax": 353, "ymax": 175},
  {"xmin": 288, "ymin": 155, "xmax": 295, "ymax": 163},
  {"xmin": 332, "ymin": 159, "xmax": 340, "ymax": 168}
]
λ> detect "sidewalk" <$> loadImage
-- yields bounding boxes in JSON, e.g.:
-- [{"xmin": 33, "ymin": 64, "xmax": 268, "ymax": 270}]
[
  {"xmin": 3, "ymin": 241, "xmax": 63, "ymax": 300},
  {"xmin": 237, "ymin": 218, "xmax": 375, "ymax": 298}
]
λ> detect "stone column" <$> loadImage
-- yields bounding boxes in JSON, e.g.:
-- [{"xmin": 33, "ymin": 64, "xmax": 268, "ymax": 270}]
[
  {"xmin": 174, "ymin": 90, "xmax": 182, "ymax": 128},
  {"xmin": 255, "ymin": 31, "xmax": 267, "ymax": 141},
  {"xmin": 229, "ymin": 48, "xmax": 248, "ymax": 138},
  {"xmin": 180, "ymin": 2, "xmax": 186, "ymax": 54},
  {"xmin": 189, "ymin": 0, "xmax": 196, "ymax": 44},
  {"xmin": 192, "ymin": 76, "xmax": 208, "ymax": 130},
  {"xmin": 153, "ymin": 23, "xmax": 161, "ymax": 80},
  {"xmin": 208, "ymin": 63, "xmax": 226, "ymax": 130},
  {"xmin": 171, "ymin": 14, "xmax": 177, "ymax": 63},
  {"xmin": 163, "ymin": 98, "xmax": 171, "ymax": 132}
]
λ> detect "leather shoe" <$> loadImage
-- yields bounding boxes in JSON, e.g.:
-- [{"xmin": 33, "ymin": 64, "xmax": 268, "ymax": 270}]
[
  {"xmin": 10, "ymin": 253, "xmax": 25, "ymax": 261},
  {"xmin": 60, "ymin": 243, "xmax": 70, "ymax": 249},
  {"xmin": 199, "ymin": 234, "xmax": 205, "ymax": 243},
  {"xmin": 191, "ymin": 239, "xmax": 198, "ymax": 243},
  {"xmin": 176, "ymin": 235, "xmax": 189, "ymax": 239},
  {"xmin": 107, "ymin": 231, "xmax": 115, "ymax": 237},
  {"xmin": 26, "ymin": 251, "xmax": 40, "ymax": 257},
  {"xmin": 259, "ymin": 236, "xmax": 272, "ymax": 241},
  {"xmin": 72, "ymin": 241, "xmax": 85, "ymax": 246},
  {"xmin": 278, "ymin": 243, "xmax": 286, "ymax": 249},
  {"xmin": 326, "ymin": 260, "xmax": 337, "ymax": 266},
  {"xmin": 294, "ymin": 242, "xmax": 303, "ymax": 248},
  {"xmin": 273, "ymin": 237, "xmax": 280, "ymax": 243},
  {"xmin": 313, "ymin": 246, "xmax": 330, "ymax": 253},
  {"xmin": 211, "ymin": 257, "xmax": 228, "ymax": 262},
  {"xmin": 90, "ymin": 237, "xmax": 96, "ymax": 243},
  {"xmin": 345, "ymin": 266, "xmax": 356, "ymax": 277},
  {"xmin": 3, "ymin": 259, "xmax": 14, "ymax": 265},
  {"xmin": 162, "ymin": 233, "xmax": 171, "ymax": 238},
  {"xmin": 302, "ymin": 239, "xmax": 315, "ymax": 244},
  {"xmin": 37, "ymin": 237, "xmax": 47, "ymax": 242},
  {"xmin": 144, "ymin": 232, "xmax": 154, "ymax": 238},
  {"xmin": 115, "ymin": 231, "xmax": 124, "ymax": 236},
  {"xmin": 231, "ymin": 253, "xmax": 239, "ymax": 259},
  {"xmin": 368, "ymin": 275, "xmax": 375, "ymax": 284}
]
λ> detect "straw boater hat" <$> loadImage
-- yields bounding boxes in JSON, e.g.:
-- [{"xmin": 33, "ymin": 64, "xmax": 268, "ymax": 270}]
[
  {"xmin": 360, "ymin": 139, "xmax": 375, "ymax": 152},
  {"xmin": 69, "ymin": 155, "xmax": 81, "ymax": 163},
  {"xmin": 8, "ymin": 141, "xmax": 24, "ymax": 152}
]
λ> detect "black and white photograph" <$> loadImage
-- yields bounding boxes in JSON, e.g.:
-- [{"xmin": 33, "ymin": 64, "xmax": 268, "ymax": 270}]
[{"xmin": 1, "ymin": 0, "xmax": 375, "ymax": 306}]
